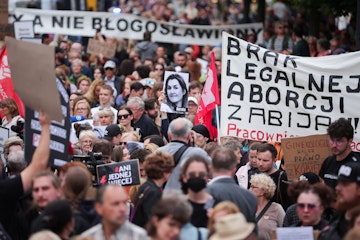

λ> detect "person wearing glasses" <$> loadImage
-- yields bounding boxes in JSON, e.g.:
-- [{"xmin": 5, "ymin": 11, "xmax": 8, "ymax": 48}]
[
  {"xmin": 73, "ymin": 97, "xmax": 92, "ymax": 119},
  {"xmin": 293, "ymin": 183, "xmax": 334, "ymax": 230},
  {"xmin": 117, "ymin": 106, "xmax": 134, "ymax": 133},
  {"xmin": 319, "ymin": 118, "xmax": 360, "ymax": 191},
  {"xmin": 249, "ymin": 173, "xmax": 285, "ymax": 240}
]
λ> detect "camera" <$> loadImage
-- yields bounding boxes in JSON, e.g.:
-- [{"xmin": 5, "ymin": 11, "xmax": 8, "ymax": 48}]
[
  {"xmin": 11, "ymin": 119, "xmax": 25, "ymax": 139},
  {"xmin": 72, "ymin": 152, "xmax": 105, "ymax": 185}
]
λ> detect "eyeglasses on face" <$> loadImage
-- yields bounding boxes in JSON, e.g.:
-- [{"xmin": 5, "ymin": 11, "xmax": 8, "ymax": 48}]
[
  {"xmin": 119, "ymin": 142, "xmax": 127, "ymax": 146},
  {"xmin": 118, "ymin": 114, "xmax": 130, "ymax": 120},
  {"xmin": 296, "ymin": 203, "xmax": 318, "ymax": 210},
  {"xmin": 105, "ymin": 68, "xmax": 114, "ymax": 71}
]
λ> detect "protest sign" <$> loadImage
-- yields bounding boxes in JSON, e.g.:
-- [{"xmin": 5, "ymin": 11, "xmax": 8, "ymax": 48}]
[
  {"xmin": 96, "ymin": 159, "xmax": 140, "ymax": 186},
  {"xmin": 87, "ymin": 38, "xmax": 116, "ymax": 59},
  {"xmin": 276, "ymin": 227, "xmax": 315, "ymax": 240},
  {"xmin": 5, "ymin": 36, "xmax": 62, "ymax": 122},
  {"xmin": 13, "ymin": 20, "xmax": 34, "ymax": 39},
  {"xmin": 10, "ymin": 8, "xmax": 262, "ymax": 46},
  {"xmin": 282, "ymin": 134, "xmax": 331, "ymax": 180},
  {"xmin": 221, "ymin": 32, "xmax": 360, "ymax": 150},
  {"xmin": 24, "ymin": 78, "xmax": 70, "ymax": 167}
]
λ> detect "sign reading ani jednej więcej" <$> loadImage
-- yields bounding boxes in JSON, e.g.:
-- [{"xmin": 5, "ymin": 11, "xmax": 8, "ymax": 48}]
[{"xmin": 221, "ymin": 32, "xmax": 360, "ymax": 150}]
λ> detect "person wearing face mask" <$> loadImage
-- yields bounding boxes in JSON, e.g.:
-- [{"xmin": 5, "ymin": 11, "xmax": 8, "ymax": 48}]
[{"xmin": 180, "ymin": 155, "xmax": 213, "ymax": 228}]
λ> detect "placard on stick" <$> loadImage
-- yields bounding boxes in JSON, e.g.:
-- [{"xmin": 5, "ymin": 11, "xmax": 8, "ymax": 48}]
[
  {"xmin": 86, "ymin": 39, "xmax": 116, "ymax": 59},
  {"xmin": 96, "ymin": 159, "xmax": 140, "ymax": 186},
  {"xmin": 282, "ymin": 134, "xmax": 331, "ymax": 181}
]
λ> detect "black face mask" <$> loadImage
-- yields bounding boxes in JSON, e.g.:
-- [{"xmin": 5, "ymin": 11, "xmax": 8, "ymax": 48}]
[{"xmin": 186, "ymin": 177, "xmax": 207, "ymax": 192}]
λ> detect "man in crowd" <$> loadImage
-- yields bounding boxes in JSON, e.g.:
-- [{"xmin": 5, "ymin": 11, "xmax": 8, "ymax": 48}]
[
  {"xmin": 206, "ymin": 147, "xmax": 257, "ymax": 224},
  {"xmin": 156, "ymin": 117, "xmax": 210, "ymax": 191},
  {"xmin": 127, "ymin": 97, "xmax": 159, "ymax": 141},
  {"xmin": 257, "ymin": 142, "xmax": 291, "ymax": 210},
  {"xmin": 103, "ymin": 124, "xmax": 122, "ymax": 147},
  {"xmin": 103, "ymin": 60, "xmax": 124, "ymax": 98},
  {"xmin": 0, "ymin": 111, "xmax": 50, "ymax": 239},
  {"xmin": 319, "ymin": 118, "xmax": 360, "ymax": 190},
  {"xmin": 91, "ymin": 85, "xmax": 118, "ymax": 123},
  {"xmin": 318, "ymin": 162, "xmax": 360, "ymax": 240},
  {"xmin": 81, "ymin": 184, "xmax": 147, "ymax": 239}
]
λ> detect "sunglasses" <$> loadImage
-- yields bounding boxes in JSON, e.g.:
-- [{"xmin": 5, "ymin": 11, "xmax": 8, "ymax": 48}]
[
  {"xmin": 119, "ymin": 142, "xmax": 127, "ymax": 146},
  {"xmin": 118, "ymin": 114, "xmax": 130, "ymax": 120},
  {"xmin": 105, "ymin": 68, "xmax": 114, "ymax": 71},
  {"xmin": 296, "ymin": 203, "xmax": 318, "ymax": 210}
]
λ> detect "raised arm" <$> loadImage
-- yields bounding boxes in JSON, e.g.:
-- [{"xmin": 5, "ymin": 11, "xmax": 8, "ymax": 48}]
[{"xmin": 20, "ymin": 111, "xmax": 51, "ymax": 191}]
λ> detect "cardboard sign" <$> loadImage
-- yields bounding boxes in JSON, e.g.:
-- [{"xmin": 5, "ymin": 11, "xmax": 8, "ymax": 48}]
[
  {"xmin": 96, "ymin": 159, "xmax": 140, "ymax": 186},
  {"xmin": 86, "ymin": 38, "xmax": 116, "ymax": 59},
  {"xmin": 14, "ymin": 21, "xmax": 34, "ymax": 39},
  {"xmin": 5, "ymin": 37, "xmax": 63, "ymax": 122},
  {"xmin": 24, "ymin": 78, "xmax": 70, "ymax": 167},
  {"xmin": 0, "ymin": 1, "xmax": 8, "ymax": 24},
  {"xmin": 282, "ymin": 134, "xmax": 331, "ymax": 180}
]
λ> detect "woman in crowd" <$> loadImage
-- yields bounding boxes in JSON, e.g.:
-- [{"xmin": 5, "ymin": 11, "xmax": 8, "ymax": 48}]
[
  {"xmin": 250, "ymin": 173, "xmax": 285, "ymax": 240},
  {"xmin": 0, "ymin": 98, "xmax": 23, "ymax": 137},
  {"xmin": 117, "ymin": 106, "xmax": 134, "ymax": 132},
  {"xmin": 147, "ymin": 192, "xmax": 192, "ymax": 240},
  {"xmin": 180, "ymin": 155, "xmax": 212, "ymax": 228},
  {"xmin": 293, "ymin": 183, "xmax": 335, "ymax": 230},
  {"xmin": 208, "ymin": 201, "xmax": 240, "ymax": 237},
  {"xmin": 73, "ymin": 97, "xmax": 92, "ymax": 119},
  {"xmin": 84, "ymin": 79, "xmax": 105, "ymax": 108},
  {"xmin": 93, "ymin": 66, "xmax": 104, "ymax": 81},
  {"xmin": 69, "ymin": 59, "xmax": 85, "ymax": 85},
  {"xmin": 97, "ymin": 108, "xmax": 115, "ymax": 126},
  {"xmin": 62, "ymin": 166, "xmax": 98, "ymax": 235},
  {"xmin": 69, "ymin": 92, "xmax": 82, "ymax": 116},
  {"xmin": 76, "ymin": 130, "xmax": 98, "ymax": 155},
  {"xmin": 76, "ymin": 76, "xmax": 91, "ymax": 95},
  {"xmin": 191, "ymin": 124, "xmax": 210, "ymax": 149},
  {"xmin": 116, "ymin": 75, "xmax": 135, "ymax": 107},
  {"xmin": 132, "ymin": 151, "xmax": 174, "ymax": 228},
  {"xmin": 162, "ymin": 73, "xmax": 188, "ymax": 113},
  {"xmin": 111, "ymin": 145, "xmax": 124, "ymax": 162},
  {"xmin": 153, "ymin": 63, "xmax": 165, "ymax": 82}
]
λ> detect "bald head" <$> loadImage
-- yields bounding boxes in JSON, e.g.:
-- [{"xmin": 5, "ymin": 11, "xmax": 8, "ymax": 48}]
[{"xmin": 168, "ymin": 117, "xmax": 193, "ymax": 142}]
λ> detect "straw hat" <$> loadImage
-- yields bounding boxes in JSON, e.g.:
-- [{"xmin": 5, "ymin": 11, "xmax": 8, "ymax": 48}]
[{"xmin": 210, "ymin": 213, "xmax": 255, "ymax": 240}]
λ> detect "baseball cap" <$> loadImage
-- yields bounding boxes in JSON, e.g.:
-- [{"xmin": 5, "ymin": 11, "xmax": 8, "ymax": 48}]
[
  {"xmin": 103, "ymin": 124, "xmax": 122, "ymax": 141},
  {"xmin": 338, "ymin": 161, "xmax": 360, "ymax": 183},
  {"xmin": 104, "ymin": 60, "xmax": 116, "ymax": 69},
  {"xmin": 188, "ymin": 96, "xmax": 198, "ymax": 105},
  {"xmin": 298, "ymin": 172, "xmax": 321, "ymax": 184}
]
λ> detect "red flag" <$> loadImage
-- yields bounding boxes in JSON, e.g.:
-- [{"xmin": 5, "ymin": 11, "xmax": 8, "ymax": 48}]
[
  {"xmin": 0, "ymin": 47, "xmax": 25, "ymax": 117},
  {"xmin": 194, "ymin": 51, "xmax": 220, "ymax": 140}
]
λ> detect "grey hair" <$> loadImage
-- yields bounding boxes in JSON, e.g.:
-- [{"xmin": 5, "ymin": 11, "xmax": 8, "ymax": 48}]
[
  {"xmin": 127, "ymin": 97, "xmax": 145, "ymax": 109},
  {"xmin": 169, "ymin": 117, "xmax": 193, "ymax": 140},
  {"xmin": 7, "ymin": 150, "xmax": 27, "ymax": 173},
  {"xmin": 71, "ymin": 58, "xmax": 83, "ymax": 67}
]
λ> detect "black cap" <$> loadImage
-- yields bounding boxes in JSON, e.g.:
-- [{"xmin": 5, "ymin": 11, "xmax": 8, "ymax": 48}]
[
  {"xmin": 103, "ymin": 124, "xmax": 122, "ymax": 141},
  {"xmin": 338, "ymin": 161, "xmax": 360, "ymax": 183}
]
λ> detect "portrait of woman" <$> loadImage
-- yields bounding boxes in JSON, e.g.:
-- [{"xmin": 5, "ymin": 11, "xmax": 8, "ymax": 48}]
[
  {"xmin": 0, "ymin": 98, "xmax": 24, "ymax": 137},
  {"xmin": 160, "ymin": 71, "xmax": 189, "ymax": 114}
]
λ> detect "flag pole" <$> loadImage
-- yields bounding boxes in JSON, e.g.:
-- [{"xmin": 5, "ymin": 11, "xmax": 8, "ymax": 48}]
[{"xmin": 215, "ymin": 104, "xmax": 220, "ymax": 145}]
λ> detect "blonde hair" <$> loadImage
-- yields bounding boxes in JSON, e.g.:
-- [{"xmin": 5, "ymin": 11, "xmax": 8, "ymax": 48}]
[
  {"xmin": 250, "ymin": 173, "xmax": 277, "ymax": 200},
  {"xmin": 121, "ymin": 131, "xmax": 141, "ymax": 142},
  {"xmin": 144, "ymin": 143, "xmax": 159, "ymax": 153},
  {"xmin": 208, "ymin": 201, "xmax": 240, "ymax": 237}
]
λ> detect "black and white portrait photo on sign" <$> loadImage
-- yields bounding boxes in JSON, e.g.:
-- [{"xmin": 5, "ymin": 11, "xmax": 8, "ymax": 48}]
[{"xmin": 160, "ymin": 71, "xmax": 189, "ymax": 114}]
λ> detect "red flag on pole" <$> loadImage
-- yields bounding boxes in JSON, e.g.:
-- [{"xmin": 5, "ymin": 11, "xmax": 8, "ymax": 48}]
[
  {"xmin": 194, "ymin": 51, "xmax": 220, "ymax": 140},
  {"xmin": 0, "ymin": 47, "xmax": 25, "ymax": 117}
]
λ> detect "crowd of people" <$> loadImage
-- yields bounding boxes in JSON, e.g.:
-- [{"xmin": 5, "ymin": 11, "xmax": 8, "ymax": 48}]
[{"xmin": 0, "ymin": 0, "xmax": 360, "ymax": 239}]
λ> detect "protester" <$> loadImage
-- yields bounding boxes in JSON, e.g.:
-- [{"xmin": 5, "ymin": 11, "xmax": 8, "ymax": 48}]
[
  {"xmin": 206, "ymin": 147, "xmax": 257, "ymax": 225},
  {"xmin": 117, "ymin": 106, "xmax": 134, "ymax": 133},
  {"xmin": 208, "ymin": 201, "xmax": 240, "ymax": 237},
  {"xmin": 73, "ymin": 97, "xmax": 92, "ymax": 119},
  {"xmin": 319, "ymin": 118, "xmax": 360, "ymax": 190},
  {"xmin": 180, "ymin": 155, "xmax": 213, "ymax": 228},
  {"xmin": 81, "ymin": 184, "xmax": 147, "ymax": 239},
  {"xmin": 84, "ymin": 79, "xmax": 105, "ymax": 108},
  {"xmin": 0, "ymin": 98, "xmax": 24, "ymax": 137},
  {"xmin": 250, "ymin": 173, "xmax": 284, "ymax": 240},
  {"xmin": 191, "ymin": 124, "xmax": 210, "ymax": 149},
  {"xmin": 132, "ymin": 151, "xmax": 174, "ymax": 228},
  {"xmin": 91, "ymin": 85, "xmax": 118, "ymax": 123},
  {"xmin": 146, "ymin": 192, "xmax": 192, "ymax": 240}
]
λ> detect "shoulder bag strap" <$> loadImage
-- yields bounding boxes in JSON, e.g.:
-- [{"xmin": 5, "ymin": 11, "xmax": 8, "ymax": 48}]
[
  {"xmin": 130, "ymin": 186, "xmax": 150, "ymax": 222},
  {"xmin": 256, "ymin": 201, "xmax": 272, "ymax": 222},
  {"xmin": 173, "ymin": 144, "xmax": 189, "ymax": 166},
  {"xmin": 276, "ymin": 171, "xmax": 284, "ymax": 204}
]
